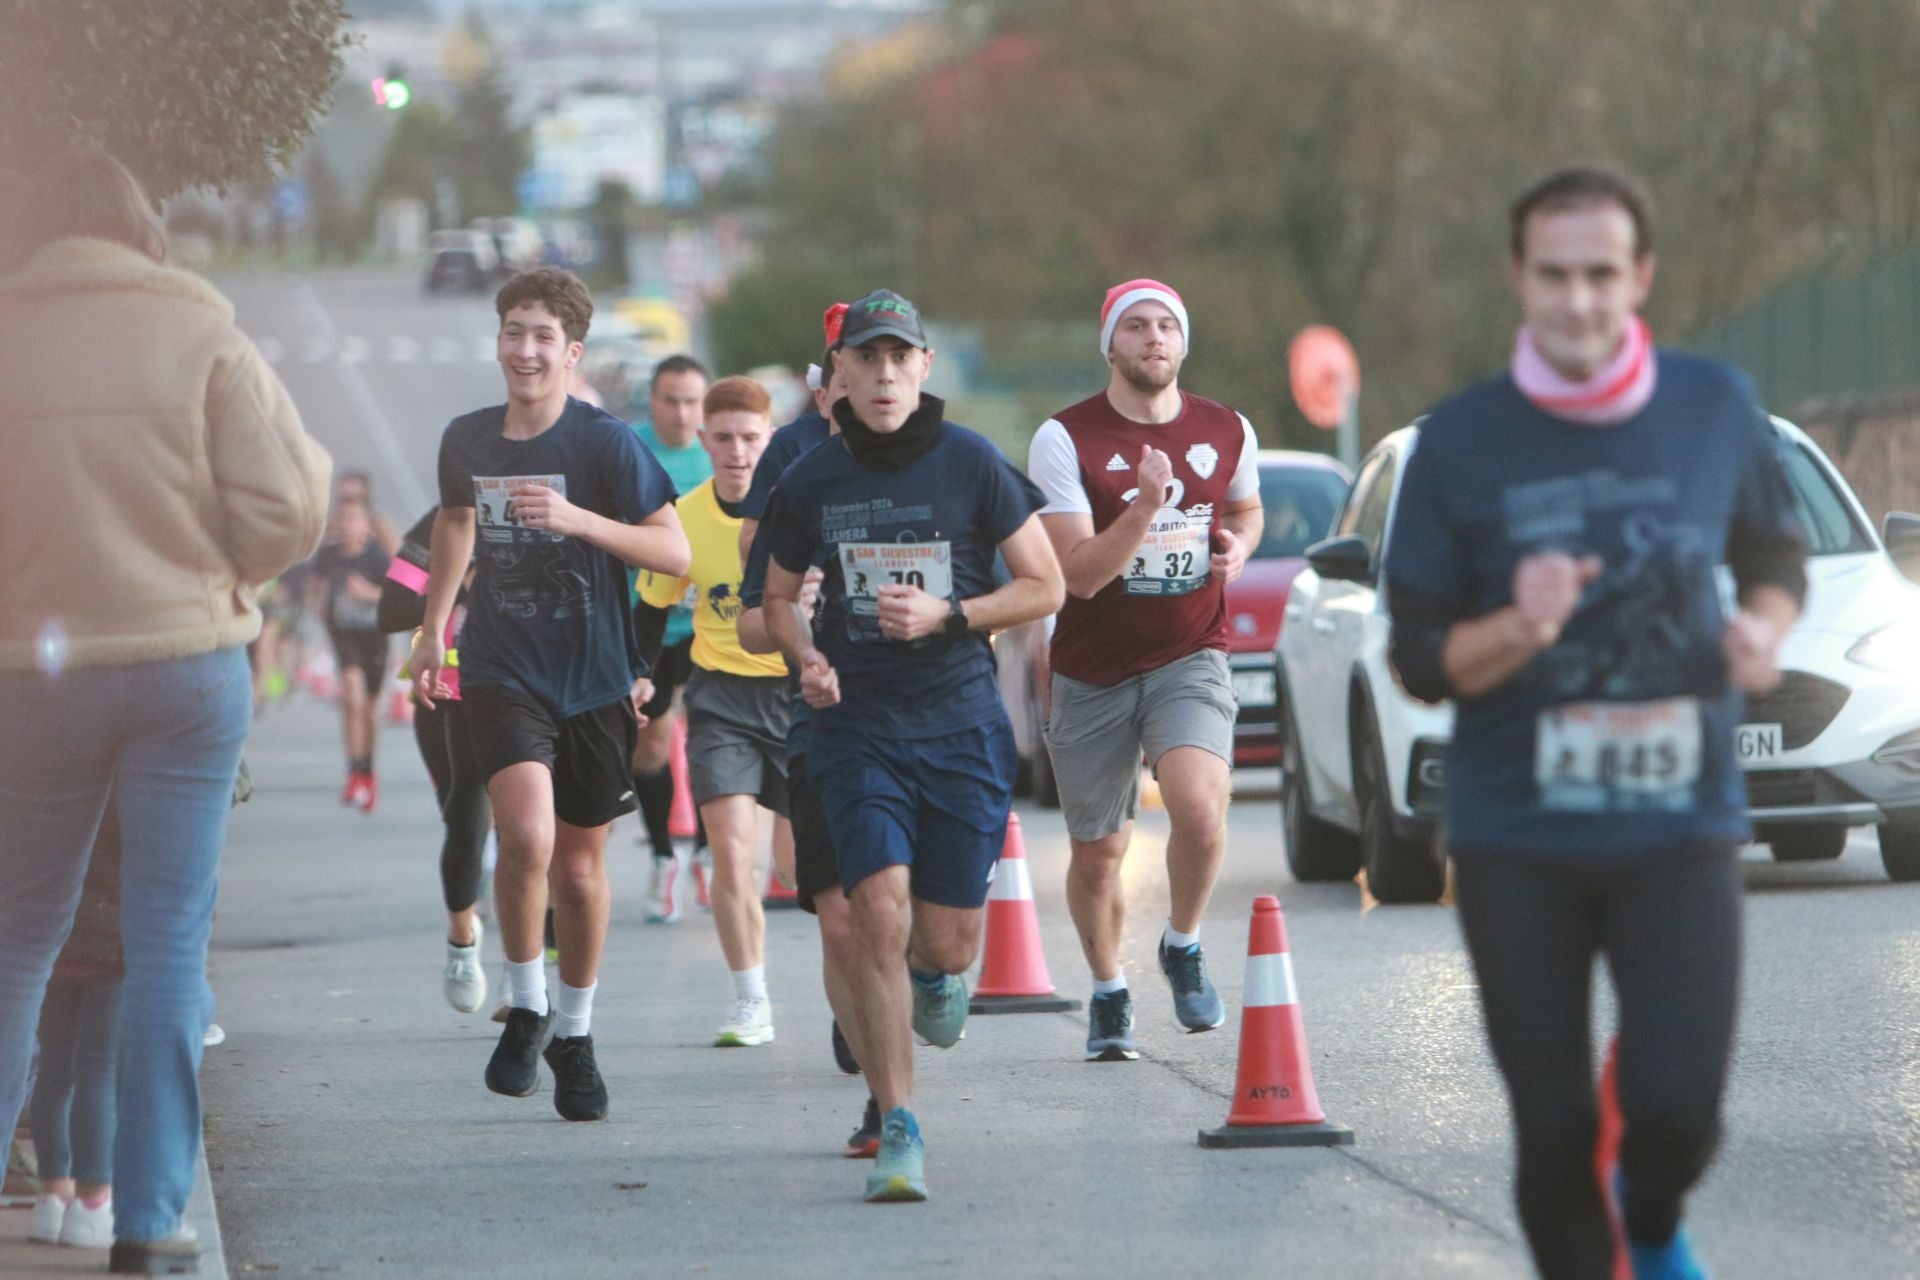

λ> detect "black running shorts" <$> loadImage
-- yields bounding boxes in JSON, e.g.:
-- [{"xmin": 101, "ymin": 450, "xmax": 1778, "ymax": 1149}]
[
  {"xmin": 328, "ymin": 627, "xmax": 388, "ymax": 693},
  {"xmin": 639, "ymin": 636, "xmax": 694, "ymax": 720},
  {"xmin": 788, "ymin": 754, "xmax": 838, "ymax": 915},
  {"xmin": 463, "ymin": 683, "xmax": 639, "ymax": 828}
]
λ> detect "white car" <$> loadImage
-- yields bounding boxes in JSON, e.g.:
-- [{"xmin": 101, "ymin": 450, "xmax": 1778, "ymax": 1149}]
[{"xmin": 1277, "ymin": 416, "xmax": 1920, "ymax": 901}]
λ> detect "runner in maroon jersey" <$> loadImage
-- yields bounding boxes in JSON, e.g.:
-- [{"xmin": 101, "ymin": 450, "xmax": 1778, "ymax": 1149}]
[{"xmin": 1026, "ymin": 279, "xmax": 1264, "ymax": 1060}]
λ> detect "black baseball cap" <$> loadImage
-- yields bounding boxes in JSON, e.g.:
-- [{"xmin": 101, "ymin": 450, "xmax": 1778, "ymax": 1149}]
[{"xmin": 835, "ymin": 289, "xmax": 929, "ymax": 350}]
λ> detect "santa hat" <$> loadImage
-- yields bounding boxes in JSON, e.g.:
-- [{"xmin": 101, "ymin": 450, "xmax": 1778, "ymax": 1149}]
[
  {"xmin": 806, "ymin": 302, "xmax": 852, "ymax": 390},
  {"xmin": 1100, "ymin": 278, "xmax": 1188, "ymax": 357}
]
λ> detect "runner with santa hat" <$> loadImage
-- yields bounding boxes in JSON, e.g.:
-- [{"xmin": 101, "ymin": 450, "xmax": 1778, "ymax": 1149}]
[{"xmin": 1026, "ymin": 278, "xmax": 1265, "ymax": 1062}]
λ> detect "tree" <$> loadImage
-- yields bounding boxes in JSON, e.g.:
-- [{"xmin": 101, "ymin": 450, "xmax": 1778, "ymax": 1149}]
[{"xmin": 0, "ymin": 0, "xmax": 354, "ymax": 199}]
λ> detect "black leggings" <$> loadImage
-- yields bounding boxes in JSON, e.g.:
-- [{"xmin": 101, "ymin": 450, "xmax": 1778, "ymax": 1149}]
[
  {"xmin": 1451, "ymin": 842, "xmax": 1742, "ymax": 1280},
  {"xmin": 412, "ymin": 700, "xmax": 492, "ymax": 913}
]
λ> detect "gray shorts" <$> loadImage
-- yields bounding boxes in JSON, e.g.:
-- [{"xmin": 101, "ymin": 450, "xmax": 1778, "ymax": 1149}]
[
  {"xmin": 1044, "ymin": 648, "xmax": 1237, "ymax": 841},
  {"xmin": 683, "ymin": 668, "xmax": 791, "ymax": 815}
]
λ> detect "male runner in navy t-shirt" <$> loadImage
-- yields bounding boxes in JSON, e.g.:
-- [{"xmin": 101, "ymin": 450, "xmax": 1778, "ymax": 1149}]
[
  {"xmin": 1386, "ymin": 168, "xmax": 1805, "ymax": 1280},
  {"xmin": 415, "ymin": 268, "xmax": 688, "ymax": 1123},
  {"xmin": 760, "ymin": 290, "xmax": 1064, "ymax": 1202}
]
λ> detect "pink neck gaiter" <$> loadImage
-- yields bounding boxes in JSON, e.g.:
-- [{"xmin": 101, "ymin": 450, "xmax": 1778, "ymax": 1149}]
[{"xmin": 1511, "ymin": 315, "xmax": 1657, "ymax": 425}]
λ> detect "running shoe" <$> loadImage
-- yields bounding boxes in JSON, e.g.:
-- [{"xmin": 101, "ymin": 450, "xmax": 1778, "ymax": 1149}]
[
  {"xmin": 543, "ymin": 1033, "xmax": 610, "ymax": 1121},
  {"xmin": 201, "ymin": 1022, "xmax": 226, "ymax": 1047},
  {"xmin": 910, "ymin": 972, "xmax": 968, "ymax": 1049},
  {"xmin": 1157, "ymin": 940, "xmax": 1227, "ymax": 1032},
  {"xmin": 1628, "ymin": 1229, "xmax": 1710, "ymax": 1280},
  {"xmin": 339, "ymin": 773, "xmax": 361, "ymax": 806},
  {"xmin": 692, "ymin": 846, "xmax": 713, "ymax": 910},
  {"xmin": 863, "ymin": 1107, "xmax": 927, "ymax": 1202},
  {"xmin": 356, "ymin": 772, "xmax": 378, "ymax": 815},
  {"xmin": 28, "ymin": 1194, "xmax": 65, "ymax": 1243},
  {"xmin": 844, "ymin": 1094, "xmax": 881, "ymax": 1158},
  {"xmin": 58, "ymin": 1194, "xmax": 114, "ymax": 1248},
  {"xmin": 443, "ymin": 921, "xmax": 487, "ymax": 1013},
  {"xmin": 484, "ymin": 1006, "xmax": 554, "ymax": 1097},
  {"xmin": 831, "ymin": 1019, "xmax": 861, "ymax": 1075},
  {"xmin": 1085, "ymin": 988, "xmax": 1139, "ymax": 1061},
  {"xmin": 715, "ymin": 997, "xmax": 775, "ymax": 1047},
  {"xmin": 106, "ymin": 1223, "xmax": 197, "ymax": 1275},
  {"xmin": 643, "ymin": 852, "xmax": 684, "ymax": 923}
]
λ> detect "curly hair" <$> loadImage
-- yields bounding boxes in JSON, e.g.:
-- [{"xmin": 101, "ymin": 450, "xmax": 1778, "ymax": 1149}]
[{"xmin": 495, "ymin": 267, "xmax": 593, "ymax": 345}]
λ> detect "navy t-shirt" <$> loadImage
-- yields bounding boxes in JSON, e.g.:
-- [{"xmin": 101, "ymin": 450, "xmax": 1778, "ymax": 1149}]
[
  {"xmin": 437, "ymin": 397, "xmax": 677, "ymax": 716},
  {"xmin": 761, "ymin": 423, "xmax": 1044, "ymax": 740},
  {"xmin": 740, "ymin": 408, "xmax": 832, "ymax": 521},
  {"xmin": 1385, "ymin": 354, "xmax": 1805, "ymax": 855},
  {"xmin": 312, "ymin": 541, "xmax": 391, "ymax": 633}
]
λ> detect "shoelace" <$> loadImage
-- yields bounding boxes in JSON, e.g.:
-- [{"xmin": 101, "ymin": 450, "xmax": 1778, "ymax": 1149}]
[
  {"xmin": 1092, "ymin": 994, "xmax": 1132, "ymax": 1040},
  {"xmin": 1165, "ymin": 945, "xmax": 1206, "ymax": 996},
  {"xmin": 554, "ymin": 1038, "xmax": 597, "ymax": 1078},
  {"xmin": 727, "ymin": 998, "xmax": 766, "ymax": 1029}
]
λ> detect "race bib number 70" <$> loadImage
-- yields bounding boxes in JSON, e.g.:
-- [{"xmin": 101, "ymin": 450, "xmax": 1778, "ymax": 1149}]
[{"xmin": 838, "ymin": 540, "xmax": 954, "ymax": 642}]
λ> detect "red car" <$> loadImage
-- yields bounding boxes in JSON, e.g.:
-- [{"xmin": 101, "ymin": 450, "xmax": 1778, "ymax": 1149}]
[{"xmin": 999, "ymin": 449, "xmax": 1352, "ymax": 804}]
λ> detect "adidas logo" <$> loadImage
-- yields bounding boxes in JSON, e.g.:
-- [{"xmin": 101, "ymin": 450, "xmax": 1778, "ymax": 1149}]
[{"xmin": 1105, "ymin": 453, "xmax": 1129, "ymax": 471}]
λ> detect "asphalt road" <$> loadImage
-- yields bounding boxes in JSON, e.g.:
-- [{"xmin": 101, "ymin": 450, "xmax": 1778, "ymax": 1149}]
[{"xmin": 196, "ymin": 268, "xmax": 1920, "ymax": 1278}]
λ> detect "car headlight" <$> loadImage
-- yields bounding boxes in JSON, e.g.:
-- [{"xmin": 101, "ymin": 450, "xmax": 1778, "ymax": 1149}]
[{"xmin": 1846, "ymin": 616, "xmax": 1920, "ymax": 672}]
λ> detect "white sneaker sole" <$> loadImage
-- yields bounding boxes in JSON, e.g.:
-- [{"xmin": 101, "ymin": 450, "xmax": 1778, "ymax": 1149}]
[{"xmin": 714, "ymin": 1027, "xmax": 775, "ymax": 1047}]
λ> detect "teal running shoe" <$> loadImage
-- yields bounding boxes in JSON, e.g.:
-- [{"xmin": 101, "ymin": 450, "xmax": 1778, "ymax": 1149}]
[
  {"xmin": 910, "ymin": 971, "xmax": 968, "ymax": 1049},
  {"xmin": 864, "ymin": 1108, "xmax": 927, "ymax": 1202},
  {"xmin": 1628, "ymin": 1228, "xmax": 1709, "ymax": 1280}
]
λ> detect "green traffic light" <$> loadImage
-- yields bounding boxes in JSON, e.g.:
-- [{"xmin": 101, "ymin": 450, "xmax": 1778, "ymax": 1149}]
[{"xmin": 384, "ymin": 79, "xmax": 411, "ymax": 109}]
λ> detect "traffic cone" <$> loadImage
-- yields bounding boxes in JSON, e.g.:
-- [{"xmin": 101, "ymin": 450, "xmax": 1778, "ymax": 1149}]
[
  {"xmin": 668, "ymin": 716, "xmax": 697, "ymax": 839},
  {"xmin": 969, "ymin": 815, "xmax": 1081, "ymax": 1014},
  {"xmin": 385, "ymin": 679, "xmax": 414, "ymax": 725},
  {"xmin": 1198, "ymin": 895, "xmax": 1352, "ymax": 1148},
  {"xmin": 1595, "ymin": 1036, "xmax": 1632, "ymax": 1280}
]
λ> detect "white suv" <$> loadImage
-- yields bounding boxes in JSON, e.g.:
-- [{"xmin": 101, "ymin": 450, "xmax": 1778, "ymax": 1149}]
[{"xmin": 1276, "ymin": 416, "xmax": 1920, "ymax": 901}]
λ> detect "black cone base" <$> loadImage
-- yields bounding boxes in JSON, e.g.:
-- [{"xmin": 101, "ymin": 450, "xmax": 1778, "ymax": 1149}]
[
  {"xmin": 1198, "ymin": 1120, "xmax": 1354, "ymax": 1149},
  {"xmin": 968, "ymin": 993, "xmax": 1083, "ymax": 1015}
]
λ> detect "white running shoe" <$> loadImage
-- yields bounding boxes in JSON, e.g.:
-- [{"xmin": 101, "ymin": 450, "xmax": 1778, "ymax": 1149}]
[
  {"xmin": 644, "ymin": 852, "xmax": 685, "ymax": 923},
  {"xmin": 443, "ymin": 920, "xmax": 488, "ymax": 1013},
  {"xmin": 201, "ymin": 1022, "xmax": 226, "ymax": 1047},
  {"xmin": 714, "ymin": 997, "xmax": 775, "ymax": 1047},
  {"xmin": 58, "ymin": 1195, "xmax": 113, "ymax": 1248},
  {"xmin": 29, "ymin": 1194, "xmax": 66, "ymax": 1242}
]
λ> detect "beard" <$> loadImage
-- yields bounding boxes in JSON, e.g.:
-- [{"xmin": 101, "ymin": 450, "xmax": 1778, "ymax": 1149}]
[{"xmin": 1114, "ymin": 350, "xmax": 1179, "ymax": 394}]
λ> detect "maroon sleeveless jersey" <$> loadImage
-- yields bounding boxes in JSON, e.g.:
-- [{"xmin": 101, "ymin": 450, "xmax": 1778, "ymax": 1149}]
[{"xmin": 1042, "ymin": 391, "xmax": 1251, "ymax": 686}]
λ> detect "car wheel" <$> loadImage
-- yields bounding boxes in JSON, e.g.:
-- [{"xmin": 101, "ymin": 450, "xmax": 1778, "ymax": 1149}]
[
  {"xmin": 1028, "ymin": 686, "xmax": 1060, "ymax": 810},
  {"xmin": 1767, "ymin": 827, "xmax": 1848, "ymax": 863},
  {"xmin": 1279, "ymin": 688, "xmax": 1359, "ymax": 883},
  {"xmin": 1354, "ymin": 719, "xmax": 1445, "ymax": 904},
  {"xmin": 1877, "ymin": 820, "xmax": 1920, "ymax": 882}
]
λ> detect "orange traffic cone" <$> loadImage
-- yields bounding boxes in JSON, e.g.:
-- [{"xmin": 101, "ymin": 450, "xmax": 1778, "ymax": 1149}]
[
  {"xmin": 668, "ymin": 716, "xmax": 697, "ymax": 840},
  {"xmin": 386, "ymin": 679, "xmax": 414, "ymax": 725},
  {"xmin": 1198, "ymin": 895, "xmax": 1352, "ymax": 1148},
  {"xmin": 1596, "ymin": 1036, "xmax": 1632, "ymax": 1280},
  {"xmin": 969, "ymin": 815, "xmax": 1081, "ymax": 1014}
]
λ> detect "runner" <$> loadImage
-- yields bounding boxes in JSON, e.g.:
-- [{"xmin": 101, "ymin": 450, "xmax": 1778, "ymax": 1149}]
[
  {"xmin": 414, "ymin": 267, "xmax": 688, "ymax": 1122},
  {"xmin": 760, "ymin": 289, "xmax": 1064, "ymax": 1201},
  {"xmin": 1026, "ymin": 279, "xmax": 1263, "ymax": 1061},
  {"xmin": 1384, "ymin": 167, "xmax": 1806, "ymax": 1280},
  {"xmin": 309, "ymin": 496, "xmax": 393, "ymax": 813},
  {"xmin": 637, "ymin": 376, "xmax": 789, "ymax": 1046},
  {"xmin": 629, "ymin": 354, "xmax": 715, "ymax": 922},
  {"xmin": 379, "ymin": 507, "xmax": 493, "ymax": 1013}
]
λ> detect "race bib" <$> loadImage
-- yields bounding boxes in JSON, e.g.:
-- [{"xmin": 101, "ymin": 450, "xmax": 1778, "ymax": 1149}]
[
  {"xmin": 837, "ymin": 540, "xmax": 953, "ymax": 643},
  {"xmin": 1124, "ymin": 507, "xmax": 1211, "ymax": 596},
  {"xmin": 474, "ymin": 474, "xmax": 568, "ymax": 544},
  {"xmin": 1534, "ymin": 697, "xmax": 1702, "ymax": 813},
  {"xmin": 331, "ymin": 593, "xmax": 378, "ymax": 631}
]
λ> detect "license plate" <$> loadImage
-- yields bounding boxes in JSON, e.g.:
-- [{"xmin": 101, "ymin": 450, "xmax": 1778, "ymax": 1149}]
[
  {"xmin": 1231, "ymin": 667, "xmax": 1276, "ymax": 707},
  {"xmin": 1736, "ymin": 722, "xmax": 1783, "ymax": 766}
]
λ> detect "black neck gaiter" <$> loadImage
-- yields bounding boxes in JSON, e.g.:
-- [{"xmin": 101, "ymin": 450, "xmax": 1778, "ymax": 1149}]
[{"xmin": 833, "ymin": 393, "xmax": 945, "ymax": 471}]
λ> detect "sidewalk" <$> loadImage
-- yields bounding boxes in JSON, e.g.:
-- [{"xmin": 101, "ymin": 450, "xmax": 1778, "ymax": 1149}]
[{"xmin": 0, "ymin": 1145, "xmax": 226, "ymax": 1279}]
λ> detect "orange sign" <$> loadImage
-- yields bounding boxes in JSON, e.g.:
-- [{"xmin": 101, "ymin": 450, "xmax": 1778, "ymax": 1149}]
[{"xmin": 1288, "ymin": 326, "xmax": 1360, "ymax": 430}]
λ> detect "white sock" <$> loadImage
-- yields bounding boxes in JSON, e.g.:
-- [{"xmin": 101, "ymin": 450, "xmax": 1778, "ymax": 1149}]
[
  {"xmin": 1163, "ymin": 922, "xmax": 1201, "ymax": 951},
  {"xmin": 1092, "ymin": 974, "xmax": 1128, "ymax": 996},
  {"xmin": 731, "ymin": 963, "xmax": 768, "ymax": 1003},
  {"xmin": 506, "ymin": 958, "xmax": 549, "ymax": 1015},
  {"xmin": 554, "ymin": 980, "xmax": 596, "ymax": 1038}
]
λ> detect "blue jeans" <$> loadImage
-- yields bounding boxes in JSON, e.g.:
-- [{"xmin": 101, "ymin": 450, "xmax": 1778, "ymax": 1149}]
[
  {"xmin": 0, "ymin": 647, "xmax": 250, "ymax": 1241},
  {"xmin": 30, "ymin": 974, "xmax": 122, "ymax": 1185}
]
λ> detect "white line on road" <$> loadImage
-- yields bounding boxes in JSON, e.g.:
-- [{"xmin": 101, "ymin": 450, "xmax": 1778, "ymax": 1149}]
[
  {"xmin": 429, "ymin": 336, "xmax": 462, "ymax": 363},
  {"xmin": 388, "ymin": 335, "xmax": 421, "ymax": 364},
  {"xmin": 339, "ymin": 335, "xmax": 369, "ymax": 365},
  {"xmin": 295, "ymin": 282, "xmax": 431, "ymax": 514}
]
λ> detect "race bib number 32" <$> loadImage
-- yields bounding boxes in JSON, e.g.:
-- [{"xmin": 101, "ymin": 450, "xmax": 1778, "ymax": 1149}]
[
  {"xmin": 1534, "ymin": 697, "xmax": 1702, "ymax": 813},
  {"xmin": 1125, "ymin": 507, "xmax": 1210, "ymax": 596},
  {"xmin": 838, "ymin": 541, "xmax": 954, "ymax": 642}
]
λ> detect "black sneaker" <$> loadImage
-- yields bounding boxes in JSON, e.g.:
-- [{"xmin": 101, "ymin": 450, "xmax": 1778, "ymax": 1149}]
[
  {"xmin": 485, "ymin": 1006, "xmax": 554, "ymax": 1097},
  {"xmin": 843, "ymin": 1094, "xmax": 881, "ymax": 1158},
  {"xmin": 543, "ymin": 1033, "xmax": 610, "ymax": 1121},
  {"xmin": 1085, "ymin": 988, "xmax": 1140, "ymax": 1061},
  {"xmin": 1158, "ymin": 940, "xmax": 1227, "ymax": 1032},
  {"xmin": 832, "ymin": 1019, "xmax": 861, "ymax": 1075}
]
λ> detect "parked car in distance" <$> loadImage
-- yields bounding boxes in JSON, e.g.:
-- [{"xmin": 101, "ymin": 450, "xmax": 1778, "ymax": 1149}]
[
  {"xmin": 1277, "ymin": 415, "xmax": 1920, "ymax": 902},
  {"xmin": 1001, "ymin": 448, "xmax": 1351, "ymax": 805},
  {"xmin": 423, "ymin": 229, "xmax": 501, "ymax": 295}
]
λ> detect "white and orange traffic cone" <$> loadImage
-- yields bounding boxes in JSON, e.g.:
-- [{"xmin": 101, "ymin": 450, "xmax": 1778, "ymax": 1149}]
[
  {"xmin": 668, "ymin": 716, "xmax": 698, "ymax": 840},
  {"xmin": 1198, "ymin": 895, "xmax": 1352, "ymax": 1148},
  {"xmin": 969, "ymin": 815, "xmax": 1081, "ymax": 1015}
]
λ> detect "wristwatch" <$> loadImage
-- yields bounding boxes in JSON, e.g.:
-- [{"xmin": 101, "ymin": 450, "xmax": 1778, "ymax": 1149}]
[{"xmin": 943, "ymin": 596, "xmax": 969, "ymax": 640}]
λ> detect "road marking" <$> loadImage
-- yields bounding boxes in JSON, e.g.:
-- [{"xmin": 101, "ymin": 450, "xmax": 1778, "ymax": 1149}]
[
  {"xmin": 301, "ymin": 336, "xmax": 332, "ymax": 363},
  {"xmin": 388, "ymin": 335, "xmax": 421, "ymax": 364},
  {"xmin": 339, "ymin": 335, "xmax": 369, "ymax": 365},
  {"xmin": 295, "ymin": 283, "xmax": 430, "ymax": 513},
  {"xmin": 429, "ymin": 336, "xmax": 462, "ymax": 363}
]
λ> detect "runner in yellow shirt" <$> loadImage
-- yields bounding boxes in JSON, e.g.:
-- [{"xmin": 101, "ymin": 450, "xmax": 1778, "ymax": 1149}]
[{"xmin": 636, "ymin": 376, "xmax": 788, "ymax": 1045}]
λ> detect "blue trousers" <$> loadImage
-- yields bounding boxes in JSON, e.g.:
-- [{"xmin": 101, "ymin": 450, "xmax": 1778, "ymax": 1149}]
[{"xmin": 0, "ymin": 647, "xmax": 250, "ymax": 1241}]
